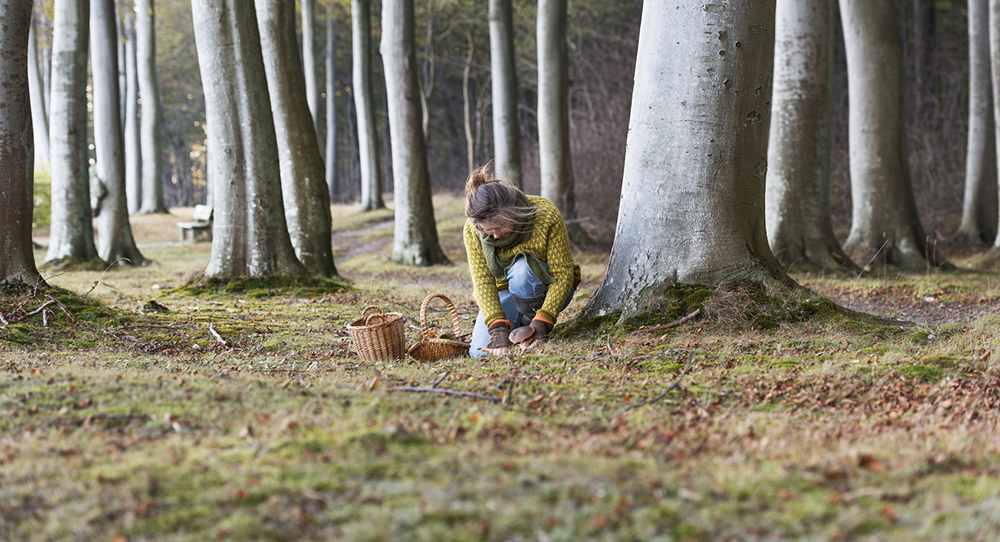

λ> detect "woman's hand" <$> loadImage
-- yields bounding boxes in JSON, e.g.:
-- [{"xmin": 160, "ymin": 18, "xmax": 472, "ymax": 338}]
[{"xmin": 483, "ymin": 346, "xmax": 510, "ymax": 356}]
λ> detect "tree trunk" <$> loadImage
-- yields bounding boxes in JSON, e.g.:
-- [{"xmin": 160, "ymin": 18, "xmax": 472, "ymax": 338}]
[
  {"xmin": 255, "ymin": 0, "xmax": 337, "ymax": 277},
  {"xmin": 136, "ymin": 0, "xmax": 166, "ymax": 213},
  {"xmin": 462, "ymin": 34, "xmax": 474, "ymax": 175},
  {"xmin": 958, "ymin": 0, "xmax": 998, "ymax": 245},
  {"xmin": 46, "ymin": 0, "xmax": 100, "ymax": 265},
  {"xmin": 537, "ymin": 0, "xmax": 574, "ymax": 217},
  {"xmin": 579, "ymin": 0, "xmax": 786, "ymax": 322},
  {"xmin": 91, "ymin": 0, "xmax": 147, "ymax": 266},
  {"xmin": 989, "ymin": 0, "xmax": 1000, "ymax": 256},
  {"xmin": 913, "ymin": 0, "xmax": 934, "ymax": 105},
  {"xmin": 488, "ymin": 0, "xmax": 521, "ymax": 189},
  {"xmin": 839, "ymin": 0, "xmax": 942, "ymax": 270},
  {"xmin": 116, "ymin": 2, "xmax": 126, "ymax": 125},
  {"xmin": 766, "ymin": 0, "xmax": 856, "ymax": 272},
  {"xmin": 124, "ymin": 9, "xmax": 142, "ymax": 215},
  {"xmin": 192, "ymin": 0, "xmax": 304, "ymax": 278},
  {"xmin": 301, "ymin": 0, "xmax": 321, "ymax": 140},
  {"xmin": 325, "ymin": 9, "xmax": 338, "ymax": 200},
  {"xmin": 28, "ymin": 12, "xmax": 49, "ymax": 167},
  {"xmin": 352, "ymin": 0, "xmax": 384, "ymax": 211},
  {"xmin": 0, "ymin": 0, "xmax": 42, "ymax": 286},
  {"xmin": 381, "ymin": 0, "xmax": 450, "ymax": 267}
]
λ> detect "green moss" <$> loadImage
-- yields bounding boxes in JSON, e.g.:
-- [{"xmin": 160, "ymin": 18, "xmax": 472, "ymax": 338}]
[
  {"xmin": 168, "ymin": 274, "xmax": 352, "ymax": 299},
  {"xmin": 768, "ymin": 359, "xmax": 801, "ymax": 369},
  {"xmin": 858, "ymin": 345, "xmax": 889, "ymax": 356},
  {"xmin": 896, "ymin": 364, "xmax": 945, "ymax": 383},
  {"xmin": 918, "ymin": 355, "xmax": 962, "ymax": 369}
]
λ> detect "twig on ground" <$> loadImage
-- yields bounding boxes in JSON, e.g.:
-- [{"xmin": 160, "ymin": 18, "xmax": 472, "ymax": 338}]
[
  {"xmin": 388, "ymin": 385, "xmax": 500, "ymax": 403},
  {"xmin": 614, "ymin": 359, "xmax": 698, "ymax": 418},
  {"xmin": 432, "ymin": 370, "xmax": 451, "ymax": 388},
  {"xmin": 0, "ymin": 311, "xmax": 8, "ymax": 326},
  {"xmin": 502, "ymin": 374, "xmax": 516, "ymax": 406},
  {"xmin": 209, "ymin": 324, "xmax": 228, "ymax": 347},
  {"xmin": 24, "ymin": 300, "xmax": 58, "ymax": 318},
  {"xmin": 633, "ymin": 309, "xmax": 701, "ymax": 334}
]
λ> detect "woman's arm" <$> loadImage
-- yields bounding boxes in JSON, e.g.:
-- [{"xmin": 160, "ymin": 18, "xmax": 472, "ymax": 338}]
[{"xmin": 464, "ymin": 221, "xmax": 507, "ymax": 326}]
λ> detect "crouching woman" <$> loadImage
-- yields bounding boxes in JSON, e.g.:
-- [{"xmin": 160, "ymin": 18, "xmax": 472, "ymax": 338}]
[{"xmin": 463, "ymin": 166, "xmax": 581, "ymax": 357}]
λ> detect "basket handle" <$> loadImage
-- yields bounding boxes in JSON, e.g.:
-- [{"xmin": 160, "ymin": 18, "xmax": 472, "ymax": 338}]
[
  {"xmin": 359, "ymin": 305, "xmax": 387, "ymax": 326},
  {"xmin": 419, "ymin": 293, "xmax": 463, "ymax": 339}
]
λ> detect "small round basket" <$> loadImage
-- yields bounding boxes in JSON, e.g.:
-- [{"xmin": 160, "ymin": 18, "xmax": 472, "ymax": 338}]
[
  {"xmin": 407, "ymin": 294, "xmax": 470, "ymax": 361},
  {"xmin": 347, "ymin": 306, "xmax": 407, "ymax": 361}
]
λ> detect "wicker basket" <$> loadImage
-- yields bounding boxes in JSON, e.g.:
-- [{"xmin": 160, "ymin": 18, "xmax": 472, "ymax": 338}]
[
  {"xmin": 407, "ymin": 294, "xmax": 470, "ymax": 361},
  {"xmin": 347, "ymin": 306, "xmax": 407, "ymax": 361}
]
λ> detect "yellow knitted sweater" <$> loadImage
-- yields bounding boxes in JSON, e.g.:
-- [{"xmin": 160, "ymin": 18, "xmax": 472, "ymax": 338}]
[{"xmin": 464, "ymin": 195, "xmax": 582, "ymax": 326}]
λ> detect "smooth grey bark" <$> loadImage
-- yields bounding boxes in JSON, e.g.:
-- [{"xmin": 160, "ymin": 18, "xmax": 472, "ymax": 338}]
[
  {"xmin": 462, "ymin": 34, "xmax": 474, "ymax": 174},
  {"xmin": 989, "ymin": 0, "xmax": 1000, "ymax": 255},
  {"xmin": 381, "ymin": 0, "xmax": 449, "ymax": 267},
  {"xmin": 116, "ymin": 3, "xmax": 125, "ymax": 123},
  {"xmin": 0, "ymin": 0, "xmax": 42, "ymax": 285},
  {"xmin": 28, "ymin": 12, "xmax": 50, "ymax": 167},
  {"xmin": 124, "ymin": 9, "xmax": 142, "ymax": 214},
  {"xmin": 580, "ymin": 0, "xmax": 787, "ymax": 321},
  {"xmin": 325, "ymin": 10, "xmax": 338, "ymax": 200},
  {"xmin": 765, "ymin": 0, "xmax": 856, "ymax": 272},
  {"xmin": 488, "ymin": 0, "xmax": 521, "ymax": 189},
  {"xmin": 959, "ymin": 0, "xmax": 998, "ymax": 245},
  {"xmin": 352, "ymin": 0, "xmax": 384, "ymax": 211},
  {"xmin": 537, "ymin": 0, "xmax": 574, "ymax": 217},
  {"xmin": 192, "ymin": 0, "xmax": 304, "ymax": 278},
  {"xmin": 301, "ymin": 0, "xmax": 321, "ymax": 139},
  {"xmin": 839, "ymin": 0, "xmax": 942, "ymax": 269},
  {"xmin": 46, "ymin": 0, "xmax": 100, "ymax": 264},
  {"xmin": 255, "ymin": 0, "xmax": 337, "ymax": 277},
  {"xmin": 91, "ymin": 0, "xmax": 146, "ymax": 266},
  {"xmin": 135, "ymin": 0, "xmax": 165, "ymax": 213}
]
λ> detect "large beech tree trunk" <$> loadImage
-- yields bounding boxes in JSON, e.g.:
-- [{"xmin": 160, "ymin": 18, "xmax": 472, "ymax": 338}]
[
  {"xmin": 765, "ymin": 0, "xmax": 856, "ymax": 272},
  {"xmin": 301, "ymin": 0, "xmax": 320, "ymax": 139},
  {"xmin": 255, "ymin": 0, "xmax": 337, "ymax": 277},
  {"xmin": 381, "ymin": 0, "xmax": 449, "ymax": 266},
  {"xmin": 91, "ymin": 0, "xmax": 147, "ymax": 266},
  {"xmin": 352, "ymin": 0, "xmax": 384, "ymax": 211},
  {"xmin": 136, "ymin": 0, "xmax": 166, "ymax": 213},
  {"xmin": 325, "ymin": 10, "xmax": 338, "ymax": 200},
  {"xmin": 537, "ymin": 0, "xmax": 573, "ymax": 216},
  {"xmin": 580, "ymin": 0, "xmax": 787, "ymax": 321},
  {"xmin": 28, "ymin": 12, "xmax": 49, "ymax": 167},
  {"xmin": 0, "ymin": 0, "xmax": 42, "ymax": 285},
  {"xmin": 488, "ymin": 0, "xmax": 521, "ymax": 189},
  {"xmin": 46, "ymin": 0, "xmax": 100, "ymax": 265},
  {"xmin": 192, "ymin": 0, "xmax": 304, "ymax": 278},
  {"xmin": 839, "ymin": 0, "xmax": 943, "ymax": 269},
  {"xmin": 959, "ymin": 0, "xmax": 998, "ymax": 245}
]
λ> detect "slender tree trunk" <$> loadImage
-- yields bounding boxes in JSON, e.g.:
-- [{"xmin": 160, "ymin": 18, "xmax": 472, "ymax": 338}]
[
  {"xmin": 325, "ymin": 9, "xmax": 338, "ymax": 200},
  {"xmin": 580, "ymin": 0, "xmax": 786, "ymax": 321},
  {"xmin": 766, "ymin": 0, "xmax": 856, "ymax": 272},
  {"xmin": 116, "ymin": 2, "xmax": 126, "ymax": 125},
  {"xmin": 255, "ymin": 0, "xmax": 337, "ymax": 277},
  {"xmin": 839, "ymin": 0, "xmax": 942, "ymax": 270},
  {"xmin": 913, "ymin": 0, "xmax": 935, "ymax": 106},
  {"xmin": 192, "ymin": 0, "xmax": 304, "ymax": 278},
  {"xmin": 28, "ymin": 12, "xmax": 50, "ymax": 167},
  {"xmin": 958, "ymin": 0, "xmax": 997, "ymax": 245},
  {"xmin": 136, "ymin": 0, "xmax": 166, "ymax": 213},
  {"xmin": 91, "ymin": 0, "xmax": 147, "ymax": 266},
  {"xmin": 352, "ymin": 0, "xmax": 384, "ymax": 211},
  {"xmin": 0, "ymin": 0, "xmax": 42, "ymax": 285},
  {"xmin": 462, "ymin": 34, "xmax": 474, "ymax": 175},
  {"xmin": 301, "ymin": 0, "xmax": 321, "ymax": 140},
  {"xmin": 124, "ymin": 9, "xmax": 142, "ymax": 214},
  {"xmin": 381, "ymin": 0, "xmax": 449, "ymax": 266},
  {"xmin": 46, "ymin": 0, "xmax": 100, "ymax": 265},
  {"xmin": 488, "ymin": 0, "xmax": 521, "ymax": 189},
  {"xmin": 537, "ymin": 0, "xmax": 574, "ymax": 217}
]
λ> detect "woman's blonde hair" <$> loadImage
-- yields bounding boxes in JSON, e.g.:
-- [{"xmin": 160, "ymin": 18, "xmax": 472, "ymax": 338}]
[{"xmin": 464, "ymin": 163, "xmax": 536, "ymax": 234}]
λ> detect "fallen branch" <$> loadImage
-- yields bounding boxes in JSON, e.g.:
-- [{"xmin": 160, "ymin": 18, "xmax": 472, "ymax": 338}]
[
  {"xmin": 633, "ymin": 309, "xmax": 701, "ymax": 334},
  {"xmin": 209, "ymin": 324, "xmax": 228, "ymax": 347},
  {"xmin": 388, "ymin": 386, "xmax": 500, "ymax": 403},
  {"xmin": 614, "ymin": 359, "xmax": 698, "ymax": 418}
]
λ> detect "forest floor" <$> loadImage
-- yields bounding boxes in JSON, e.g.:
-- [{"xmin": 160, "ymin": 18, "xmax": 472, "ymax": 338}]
[{"xmin": 4, "ymin": 194, "xmax": 1000, "ymax": 541}]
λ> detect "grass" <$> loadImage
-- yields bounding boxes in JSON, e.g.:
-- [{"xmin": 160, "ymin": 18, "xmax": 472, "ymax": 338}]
[{"xmin": 4, "ymin": 194, "xmax": 1000, "ymax": 540}]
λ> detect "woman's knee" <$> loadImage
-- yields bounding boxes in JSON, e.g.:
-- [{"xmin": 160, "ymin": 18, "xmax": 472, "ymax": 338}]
[{"xmin": 506, "ymin": 257, "xmax": 547, "ymax": 298}]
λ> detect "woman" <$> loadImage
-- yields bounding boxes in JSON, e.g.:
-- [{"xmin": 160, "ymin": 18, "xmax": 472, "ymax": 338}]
[{"xmin": 463, "ymin": 165, "xmax": 581, "ymax": 357}]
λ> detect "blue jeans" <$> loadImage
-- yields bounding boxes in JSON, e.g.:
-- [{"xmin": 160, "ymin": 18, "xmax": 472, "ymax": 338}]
[{"xmin": 469, "ymin": 257, "xmax": 574, "ymax": 357}]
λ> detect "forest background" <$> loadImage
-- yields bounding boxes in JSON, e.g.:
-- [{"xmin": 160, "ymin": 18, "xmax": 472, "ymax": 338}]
[{"xmin": 25, "ymin": 0, "xmax": 972, "ymax": 249}]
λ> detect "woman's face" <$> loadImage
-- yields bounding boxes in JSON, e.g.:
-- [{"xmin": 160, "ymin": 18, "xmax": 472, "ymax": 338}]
[{"xmin": 480, "ymin": 220, "xmax": 513, "ymax": 240}]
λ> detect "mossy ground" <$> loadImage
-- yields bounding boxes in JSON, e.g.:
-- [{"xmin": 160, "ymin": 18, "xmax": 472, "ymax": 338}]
[{"xmin": 4, "ymin": 197, "xmax": 1000, "ymax": 540}]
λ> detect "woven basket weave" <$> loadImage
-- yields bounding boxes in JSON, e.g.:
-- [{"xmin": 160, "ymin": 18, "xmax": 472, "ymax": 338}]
[
  {"xmin": 347, "ymin": 306, "xmax": 407, "ymax": 361},
  {"xmin": 407, "ymin": 294, "xmax": 470, "ymax": 361}
]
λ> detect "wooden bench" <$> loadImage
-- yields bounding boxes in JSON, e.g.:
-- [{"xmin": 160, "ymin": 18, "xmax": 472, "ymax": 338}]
[{"xmin": 177, "ymin": 205, "xmax": 213, "ymax": 243}]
